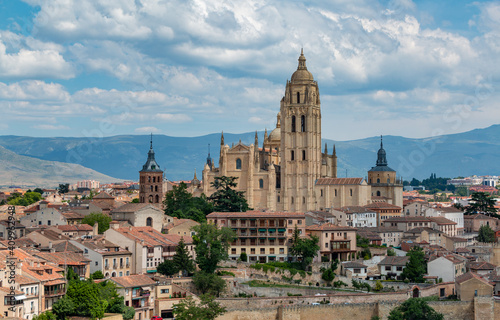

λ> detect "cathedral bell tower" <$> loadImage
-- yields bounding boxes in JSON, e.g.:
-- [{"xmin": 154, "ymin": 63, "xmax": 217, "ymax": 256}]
[
  {"xmin": 139, "ymin": 134, "xmax": 164, "ymax": 205},
  {"xmin": 279, "ymin": 50, "xmax": 322, "ymax": 212}
]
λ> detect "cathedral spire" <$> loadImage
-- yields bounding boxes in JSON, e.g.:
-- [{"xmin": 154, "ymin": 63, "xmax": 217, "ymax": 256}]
[
  {"xmin": 194, "ymin": 169, "xmax": 198, "ymax": 180},
  {"xmin": 220, "ymin": 131, "xmax": 224, "ymax": 145},
  {"xmin": 324, "ymin": 143, "xmax": 328, "ymax": 154},
  {"xmin": 333, "ymin": 144, "xmax": 336, "ymax": 157},
  {"xmin": 141, "ymin": 134, "xmax": 162, "ymax": 172},
  {"xmin": 255, "ymin": 131, "xmax": 258, "ymax": 146},
  {"xmin": 264, "ymin": 128, "xmax": 268, "ymax": 141},
  {"xmin": 206, "ymin": 143, "xmax": 212, "ymax": 168},
  {"xmin": 376, "ymin": 135, "xmax": 388, "ymax": 166},
  {"xmin": 150, "ymin": 133, "xmax": 153, "ymax": 150}
]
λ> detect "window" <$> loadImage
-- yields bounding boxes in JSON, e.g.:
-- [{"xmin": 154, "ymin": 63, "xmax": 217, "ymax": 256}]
[
  {"xmin": 47, "ymin": 220, "xmax": 51, "ymax": 226},
  {"xmin": 260, "ymin": 248, "xmax": 265, "ymax": 254},
  {"xmin": 291, "ymin": 197, "xmax": 294, "ymax": 204},
  {"xmin": 251, "ymin": 248, "xmax": 256, "ymax": 254},
  {"xmin": 396, "ymin": 266, "xmax": 403, "ymax": 271},
  {"xmin": 335, "ymin": 189, "xmax": 337, "ymax": 197},
  {"xmin": 321, "ymin": 189, "xmax": 323, "ymax": 197},
  {"xmin": 152, "ymin": 177, "xmax": 155, "ymax": 183},
  {"xmin": 259, "ymin": 179, "xmax": 264, "ymax": 189},
  {"xmin": 296, "ymin": 92, "xmax": 300, "ymax": 104},
  {"xmin": 376, "ymin": 191, "xmax": 381, "ymax": 197},
  {"xmin": 95, "ymin": 261, "xmax": 98, "ymax": 266},
  {"xmin": 119, "ymin": 272, "xmax": 123, "ymax": 277},
  {"xmin": 231, "ymin": 248, "xmax": 236, "ymax": 254},
  {"xmin": 146, "ymin": 217, "xmax": 153, "ymax": 227},
  {"xmin": 302, "ymin": 197, "xmax": 305, "ymax": 204},
  {"xmin": 301, "ymin": 115, "xmax": 306, "ymax": 132},
  {"xmin": 350, "ymin": 189, "xmax": 353, "ymax": 196},
  {"xmin": 291, "ymin": 150, "xmax": 295, "ymax": 161},
  {"xmin": 161, "ymin": 289, "xmax": 170, "ymax": 294},
  {"xmin": 385, "ymin": 266, "xmax": 391, "ymax": 271},
  {"xmin": 302, "ymin": 150, "xmax": 306, "ymax": 160},
  {"xmin": 354, "ymin": 268, "xmax": 361, "ymax": 274},
  {"xmin": 236, "ymin": 158, "xmax": 242, "ymax": 169},
  {"xmin": 377, "ymin": 178, "xmax": 380, "ymax": 183},
  {"xmin": 387, "ymin": 178, "xmax": 390, "ymax": 183},
  {"xmin": 291, "ymin": 116, "xmax": 296, "ymax": 132}
]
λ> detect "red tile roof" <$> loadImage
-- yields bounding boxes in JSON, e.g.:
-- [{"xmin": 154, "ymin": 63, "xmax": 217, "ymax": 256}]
[
  {"xmin": 111, "ymin": 274, "xmax": 156, "ymax": 288},
  {"xmin": 306, "ymin": 223, "xmax": 357, "ymax": 232},
  {"xmin": 207, "ymin": 211, "xmax": 305, "ymax": 219}
]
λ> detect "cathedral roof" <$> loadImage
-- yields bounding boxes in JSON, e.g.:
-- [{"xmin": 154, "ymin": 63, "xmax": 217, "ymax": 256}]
[
  {"xmin": 369, "ymin": 136, "xmax": 395, "ymax": 172},
  {"xmin": 291, "ymin": 49, "xmax": 314, "ymax": 82},
  {"xmin": 268, "ymin": 127, "xmax": 281, "ymax": 141},
  {"xmin": 140, "ymin": 135, "xmax": 163, "ymax": 173}
]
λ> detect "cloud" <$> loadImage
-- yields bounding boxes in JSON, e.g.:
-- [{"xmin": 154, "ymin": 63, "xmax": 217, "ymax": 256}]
[
  {"xmin": 33, "ymin": 124, "xmax": 70, "ymax": 130},
  {"xmin": 134, "ymin": 126, "xmax": 161, "ymax": 133},
  {"xmin": 155, "ymin": 113, "xmax": 192, "ymax": 123}
]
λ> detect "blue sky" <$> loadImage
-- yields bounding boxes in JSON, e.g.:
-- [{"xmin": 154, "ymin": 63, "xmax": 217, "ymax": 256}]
[{"xmin": 0, "ymin": 0, "xmax": 499, "ymax": 140}]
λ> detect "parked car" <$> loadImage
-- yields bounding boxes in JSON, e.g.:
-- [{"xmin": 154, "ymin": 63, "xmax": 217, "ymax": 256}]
[{"xmin": 151, "ymin": 317, "xmax": 162, "ymax": 320}]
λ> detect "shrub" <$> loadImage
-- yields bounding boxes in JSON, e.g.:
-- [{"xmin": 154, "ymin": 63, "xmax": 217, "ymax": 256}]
[{"xmin": 240, "ymin": 252, "xmax": 248, "ymax": 262}]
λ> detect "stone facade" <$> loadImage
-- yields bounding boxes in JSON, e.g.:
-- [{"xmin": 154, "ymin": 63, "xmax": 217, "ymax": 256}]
[{"xmin": 139, "ymin": 136, "xmax": 164, "ymax": 205}]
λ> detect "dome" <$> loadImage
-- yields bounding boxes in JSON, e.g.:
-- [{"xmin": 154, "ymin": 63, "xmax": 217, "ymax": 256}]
[
  {"xmin": 291, "ymin": 49, "xmax": 314, "ymax": 82},
  {"xmin": 268, "ymin": 127, "xmax": 281, "ymax": 141}
]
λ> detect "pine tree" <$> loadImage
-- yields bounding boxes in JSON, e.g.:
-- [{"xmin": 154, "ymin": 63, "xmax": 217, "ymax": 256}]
[{"xmin": 173, "ymin": 237, "xmax": 195, "ymax": 276}]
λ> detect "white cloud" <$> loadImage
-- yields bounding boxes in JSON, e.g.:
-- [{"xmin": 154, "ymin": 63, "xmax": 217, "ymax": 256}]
[
  {"xmin": 155, "ymin": 113, "xmax": 192, "ymax": 123},
  {"xmin": 33, "ymin": 124, "xmax": 70, "ymax": 130},
  {"xmin": 135, "ymin": 126, "xmax": 161, "ymax": 133}
]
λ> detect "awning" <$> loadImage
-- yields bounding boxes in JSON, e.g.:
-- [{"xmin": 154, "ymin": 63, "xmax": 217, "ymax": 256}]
[
  {"xmin": 268, "ymin": 229, "xmax": 276, "ymax": 233},
  {"xmin": 15, "ymin": 295, "xmax": 27, "ymax": 301},
  {"xmin": 268, "ymin": 238, "xmax": 276, "ymax": 240},
  {"xmin": 141, "ymin": 286, "xmax": 150, "ymax": 290},
  {"xmin": 278, "ymin": 228, "xmax": 286, "ymax": 232},
  {"xmin": 146, "ymin": 270, "xmax": 156, "ymax": 273}
]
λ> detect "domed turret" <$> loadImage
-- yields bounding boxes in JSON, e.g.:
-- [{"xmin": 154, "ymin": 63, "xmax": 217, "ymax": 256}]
[{"xmin": 291, "ymin": 49, "xmax": 314, "ymax": 82}]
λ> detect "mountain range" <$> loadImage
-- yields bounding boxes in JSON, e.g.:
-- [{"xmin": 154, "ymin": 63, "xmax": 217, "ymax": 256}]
[{"xmin": 0, "ymin": 124, "xmax": 499, "ymax": 186}]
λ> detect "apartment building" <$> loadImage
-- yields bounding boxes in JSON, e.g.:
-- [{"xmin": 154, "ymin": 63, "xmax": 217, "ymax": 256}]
[
  {"xmin": 305, "ymin": 223, "xmax": 358, "ymax": 262},
  {"xmin": 206, "ymin": 211, "xmax": 306, "ymax": 263},
  {"xmin": 111, "ymin": 275, "xmax": 156, "ymax": 320}
]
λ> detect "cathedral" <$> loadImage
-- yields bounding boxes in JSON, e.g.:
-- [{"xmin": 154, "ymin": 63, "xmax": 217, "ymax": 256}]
[{"xmin": 200, "ymin": 50, "xmax": 403, "ymax": 212}]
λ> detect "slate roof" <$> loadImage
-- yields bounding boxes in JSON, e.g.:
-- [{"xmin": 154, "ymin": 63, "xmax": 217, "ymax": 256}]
[
  {"xmin": 342, "ymin": 261, "xmax": 367, "ymax": 269},
  {"xmin": 379, "ymin": 256, "xmax": 409, "ymax": 266}
]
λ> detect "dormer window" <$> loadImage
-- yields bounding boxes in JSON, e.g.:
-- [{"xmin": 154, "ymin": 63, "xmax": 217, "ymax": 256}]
[{"xmin": 151, "ymin": 165, "xmax": 155, "ymax": 170}]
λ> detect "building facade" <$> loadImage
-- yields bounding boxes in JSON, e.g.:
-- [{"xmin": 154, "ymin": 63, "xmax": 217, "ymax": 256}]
[{"xmin": 139, "ymin": 136, "xmax": 164, "ymax": 205}]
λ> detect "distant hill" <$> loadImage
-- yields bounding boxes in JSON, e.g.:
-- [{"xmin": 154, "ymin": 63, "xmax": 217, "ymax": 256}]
[
  {"xmin": 0, "ymin": 145, "xmax": 122, "ymax": 187},
  {"xmin": 0, "ymin": 124, "xmax": 499, "ymax": 182}
]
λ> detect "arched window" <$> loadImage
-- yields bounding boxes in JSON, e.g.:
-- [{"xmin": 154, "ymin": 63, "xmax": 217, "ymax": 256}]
[
  {"xmin": 350, "ymin": 189, "xmax": 353, "ymax": 196},
  {"xmin": 236, "ymin": 158, "xmax": 242, "ymax": 169},
  {"xmin": 111, "ymin": 272, "xmax": 116, "ymax": 277},
  {"xmin": 291, "ymin": 150, "xmax": 295, "ymax": 161},
  {"xmin": 148, "ymin": 176, "xmax": 151, "ymax": 182},
  {"xmin": 259, "ymin": 179, "xmax": 264, "ymax": 189},
  {"xmin": 302, "ymin": 197, "xmax": 305, "ymax": 204},
  {"xmin": 155, "ymin": 185, "xmax": 158, "ymax": 192},
  {"xmin": 153, "ymin": 177, "xmax": 155, "ymax": 183},
  {"xmin": 150, "ymin": 185, "xmax": 153, "ymax": 192},
  {"xmin": 387, "ymin": 178, "xmax": 390, "ymax": 183},
  {"xmin": 291, "ymin": 197, "xmax": 294, "ymax": 204},
  {"xmin": 146, "ymin": 217, "xmax": 153, "ymax": 227},
  {"xmin": 377, "ymin": 191, "xmax": 381, "ymax": 197},
  {"xmin": 301, "ymin": 115, "xmax": 306, "ymax": 132},
  {"xmin": 291, "ymin": 116, "xmax": 296, "ymax": 132},
  {"xmin": 155, "ymin": 195, "xmax": 159, "ymax": 203},
  {"xmin": 302, "ymin": 150, "xmax": 306, "ymax": 160},
  {"xmin": 297, "ymin": 92, "xmax": 300, "ymax": 103},
  {"xmin": 377, "ymin": 178, "xmax": 380, "ymax": 183},
  {"xmin": 148, "ymin": 195, "xmax": 153, "ymax": 203}
]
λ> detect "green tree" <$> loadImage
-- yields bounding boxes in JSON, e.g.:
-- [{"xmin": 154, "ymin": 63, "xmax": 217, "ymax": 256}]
[
  {"xmin": 58, "ymin": 183, "xmax": 70, "ymax": 194},
  {"xmin": 131, "ymin": 198, "xmax": 140, "ymax": 203},
  {"xmin": 163, "ymin": 182, "xmax": 213, "ymax": 222},
  {"xmin": 388, "ymin": 298, "xmax": 444, "ymax": 320},
  {"xmin": 157, "ymin": 259, "xmax": 179, "ymax": 277},
  {"xmin": 374, "ymin": 280, "xmax": 384, "ymax": 292},
  {"xmin": 173, "ymin": 237, "xmax": 195, "ymax": 276},
  {"xmin": 191, "ymin": 223, "xmax": 236, "ymax": 273},
  {"xmin": 321, "ymin": 268, "xmax": 335, "ymax": 283},
  {"xmin": 52, "ymin": 296, "xmax": 75, "ymax": 320},
  {"xmin": 465, "ymin": 192, "xmax": 498, "ymax": 216},
  {"xmin": 122, "ymin": 307, "xmax": 135, "ymax": 320},
  {"xmin": 239, "ymin": 252, "xmax": 248, "ymax": 262},
  {"xmin": 192, "ymin": 271, "xmax": 226, "ymax": 297},
  {"xmin": 478, "ymin": 224, "xmax": 496, "ymax": 242},
  {"xmin": 66, "ymin": 279, "xmax": 108, "ymax": 320},
  {"xmin": 208, "ymin": 176, "xmax": 250, "ymax": 212},
  {"xmin": 7, "ymin": 191, "xmax": 42, "ymax": 206},
  {"xmin": 173, "ymin": 294, "xmax": 226, "ymax": 320},
  {"xmin": 289, "ymin": 226, "xmax": 320, "ymax": 270},
  {"xmin": 90, "ymin": 270, "xmax": 104, "ymax": 280},
  {"xmin": 401, "ymin": 246, "xmax": 426, "ymax": 283},
  {"xmin": 66, "ymin": 267, "xmax": 79, "ymax": 281},
  {"xmin": 387, "ymin": 248, "xmax": 396, "ymax": 256},
  {"xmin": 33, "ymin": 187, "xmax": 44, "ymax": 195},
  {"xmin": 81, "ymin": 212, "xmax": 112, "ymax": 234},
  {"xmin": 97, "ymin": 280, "xmax": 125, "ymax": 314},
  {"xmin": 33, "ymin": 311, "xmax": 56, "ymax": 320}
]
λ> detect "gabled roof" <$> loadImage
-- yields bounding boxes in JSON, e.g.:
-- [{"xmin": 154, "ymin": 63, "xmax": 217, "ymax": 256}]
[
  {"xmin": 56, "ymin": 224, "xmax": 93, "ymax": 232},
  {"xmin": 428, "ymin": 217, "xmax": 457, "ymax": 225},
  {"xmin": 93, "ymin": 192, "xmax": 115, "ymax": 199},
  {"xmin": 316, "ymin": 178, "xmax": 364, "ymax": 186},
  {"xmin": 337, "ymin": 206, "xmax": 376, "ymax": 214},
  {"xmin": 379, "ymin": 256, "xmax": 409, "ymax": 266},
  {"xmin": 113, "ymin": 226, "xmax": 193, "ymax": 247},
  {"xmin": 111, "ymin": 274, "xmax": 156, "ymax": 288},
  {"xmin": 364, "ymin": 202, "xmax": 402, "ymax": 210},
  {"xmin": 404, "ymin": 227, "xmax": 443, "ymax": 235},
  {"xmin": 383, "ymin": 216, "xmax": 431, "ymax": 223},
  {"xmin": 469, "ymin": 261, "xmax": 496, "ymax": 271},
  {"xmin": 112, "ymin": 203, "xmax": 158, "ymax": 213},
  {"xmin": 456, "ymin": 272, "xmax": 493, "ymax": 286},
  {"xmin": 342, "ymin": 261, "xmax": 367, "ymax": 269}
]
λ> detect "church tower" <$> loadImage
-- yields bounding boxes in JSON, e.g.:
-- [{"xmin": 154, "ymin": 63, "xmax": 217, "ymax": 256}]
[
  {"xmin": 279, "ymin": 50, "xmax": 322, "ymax": 212},
  {"xmin": 139, "ymin": 135, "xmax": 164, "ymax": 205},
  {"xmin": 367, "ymin": 136, "xmax": 403, "ymax": 207}
]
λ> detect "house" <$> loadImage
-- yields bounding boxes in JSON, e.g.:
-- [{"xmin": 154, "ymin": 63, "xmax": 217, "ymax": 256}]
[
  {"xmin": 111, "ymin": 274, "xmax": 156, "ymax": 320},
  {"xmin": 428, "ymin": 216, "xmax": 458, "ymax": 237},
  {"xmin": 20, "ymin": 202, "xmax": 68, "ymax": 227},
  {"xmin": 402, "ymin": 227, "xmax": 444, "ymax": 247},
  {"xmin": 25, "ymin": 228, "xmax": 71, "ymax": 247},
  {"xmin": 163, "ymin": 218, "xmax": 199, "ymax": 237},
  {"xmin": 306, "ymin": 223, "xmax": 358, "ymax": 262},
  {"xmin": 0, "ymin": 287, "xmax": 26, "ymax": 318},
  {"xmin": 469, "ymin": 261, "xmax": 496, "ymax": 276},
  {"xmin": 356, "ymin": 229, "xmax": 382, "ymax": 246},
  {"xmin": 358, "ymin": 226, "xmax": 403, "ymax": 247},
  {"xmin": 111, "ymin": 203, "xmax": 165, "ymax": 231},
  {"xmin": 444, "ymin": 236, "xmax": 468, "ymax": 252},
  {"xmin": 455, "ymin": 272, "xmax": 493, "ymax": 301},
  {"xmin": 33, "ymin": 251, "xmax": 91, "ymax": 279},
  {"xmin": 341, "ymin": 261, "xmax": 368, "ymax": 279},
  {"xmin": 383, "ymin": 216, "xmax": 432, "ymax": 232},
  {"xmin": 337, "ymin": 206, "xmax": 377, "ymax": 228},
  {"xmin": 0, "ymin": 219, "xmax": 26, "ymax": 239},
  {"xmin": 54, "ymin": 224, "xmax": 95, "ymax": 238},
  {"xmin": 427, "ymin": 254, "xmax": 467, "ymax": 282},
  {"xmin": 60, "ymin": 211, "xmax": 85, "ymax": 225},
  {"xmin": 206, "ymin": 211, "xmax": 306, "ymax": 263},
  {"xmin": 364, "ymin": 202, "xmax": 402, "ymax": 226},
  {"xmin": 70, "ymin": 236, "xmax": 133, "ymax": 278},
  {"xmin": 152, "ymin": 275, "xmax": 198, "ymax": 319},
  {"xmin": 378, "ymin": 256, "xmax": 409, "ymax": 280},
  {"xmin": 305, "ymin": 211, "xmax": 340, "ymax": 226},
  {"xmin": 464, "ymin": 214, "xmax": 500, "ymax": 233},
  {"xmin": 104, "ymin": 225, "xmax": 194, "ymax": 274}
]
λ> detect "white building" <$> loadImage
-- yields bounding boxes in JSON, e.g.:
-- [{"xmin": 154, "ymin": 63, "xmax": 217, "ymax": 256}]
[
  {"xmin": 338, "ymin": 206, "xmax": 377, "ymax": 228},
  {"xmin": 378, "ymin": 256, "xmax": 409, "ymax": 280},
  {"xmin": 427, "ymin": 254, "xmax": 466, "ymax": 283},
  {"xmin": 19, "ymin": 201, "xmax": 67, "ymax": 227}
]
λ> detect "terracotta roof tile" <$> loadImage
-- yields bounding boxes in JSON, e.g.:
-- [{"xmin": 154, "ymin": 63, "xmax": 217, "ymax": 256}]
[
  {"xmin": 306, "ymin": 223, "xmax": 357, "ymax": 232},
  {"xmin": 111, "ymin": 274, "xmax": 156, "ymax": 288},
  {"xmin": 207, "ymin": 211, "xmax": 305, "ymax": 219}
]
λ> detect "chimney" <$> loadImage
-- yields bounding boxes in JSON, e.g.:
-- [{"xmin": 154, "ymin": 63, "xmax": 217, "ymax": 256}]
[
  {"xmin": 93, "ymin": 222, "xmax": 99, "ymax": 235},
  {"xmin": 48, "ymin": 242, "xmax": 52, "ymax": 249},
  {"xmin": 141, "ymin": 240, "xmax": 145, "ymax": 246},
  {"xmin": 110, "ymin": 221, "xmax": 118, "ymax": 230}
]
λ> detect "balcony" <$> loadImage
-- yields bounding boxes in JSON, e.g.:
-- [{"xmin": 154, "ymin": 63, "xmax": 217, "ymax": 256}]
[
  {"xmin": 113, "ymin": 264, "xmax": 118, "ymax": 269},
  {"xmin": 147, "ymin": 252, "xmax": 154, "ymax": 258},
  {"xmin": 104, "ymin": 265, "xmax": 110, "ymax": 270},
  {"xmin": 120, "ymin": 264, "xmax": 124, "ymax": 269},
  {"xmin": 44, "ymin": 289, "xmax": 65, "ymax": 297}
]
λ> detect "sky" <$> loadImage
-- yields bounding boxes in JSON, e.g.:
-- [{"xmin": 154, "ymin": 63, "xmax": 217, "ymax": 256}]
[{"xmin": 0, "ymin": 0, "xmax": 499, "ymax": 141}]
